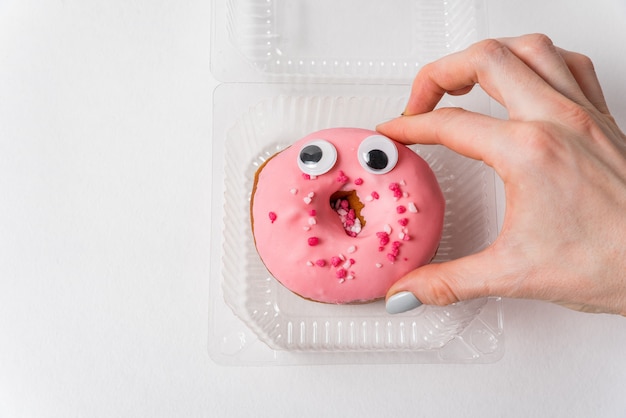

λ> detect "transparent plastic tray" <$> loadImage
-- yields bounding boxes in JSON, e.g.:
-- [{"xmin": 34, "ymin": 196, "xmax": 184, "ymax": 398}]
[{"xmin": 208, "ymin": 0, "xmax": 503, "ymax": 365}]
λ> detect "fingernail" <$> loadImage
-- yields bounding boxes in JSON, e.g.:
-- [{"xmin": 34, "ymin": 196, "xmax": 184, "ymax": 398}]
[{"xmin": 386, "ymin": 291, "xmax": 423, "ymax": 314}]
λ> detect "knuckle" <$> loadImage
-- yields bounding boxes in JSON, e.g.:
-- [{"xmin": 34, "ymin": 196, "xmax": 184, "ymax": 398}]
[
  {"xmin": 470, "ymin": 38, "xmax": 510, "ymax": 65},
  {"xmin": 423, "ymin": 276, "xmax": 461, "ymax": 306},
  {"xmin": 521, "ymin": 33, "xmax": 555, "ymax": 52}
]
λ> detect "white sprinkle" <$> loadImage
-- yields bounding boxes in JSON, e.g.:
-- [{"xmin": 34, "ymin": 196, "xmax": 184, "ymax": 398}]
[
  {"xmin": 384, "ymin": 224, "xmax": 392, "ymax": 234},
  {"xmin": 399, "ymin": 232, "xmax": 406, "ymax": 240},
  {"xmin": 338, "ymin": 253, "xmax": 346, "ymax": 261},
  {"xmin": 403, "ymin": 192, "xmax": 409, "ymax": 198},
  {"xmin": 347, "ymin": 274, "xmax": 354, "ymax": 280},
  {"xmin": 400, "ymin": 180, "xmax": 406, "ymax": 186},
  {"xmin": 375, "ymin": 263, "xmax": 383, "ymax": 268},
  {"xmin": 365, "ymin": 195, "xmax": 374, "ymax": 202},
  {"xmin": 303, "ymin": 226, "xmax": 311, "ymax": 231},
  {"xmin": 303, "ymin": 197, "xmax": 312, "ymax": 204},
  {"xmin": 308, "ymin": 192, "xmax": 315, "ymax": 198},
  {"xmin": 309, "ymin": 175, "xmax": 317, "ymax": 180},
  {"xmin": 337, "ymin": 208, "xmax": 348, "ymax": 216},
  {"xmin": 347, "ymin": 245, "xmax": 356, "ymax": 254},
  {"xmin": 290, "ymin": 188, "xmax": 298, "ymax": 195},
  {"xmin": 342, "ymin": 260, "xmax": 352, "ymax": 270},
  {"xmin": 338, "ymin": 278, "xmax": 345, "ymax": 284},
  {"xmin": 308, "ymin": 217, "xmax": 317, "ymax": 225},
  {"xmin": 306, "ymin": 261, "xmax": 314, "ymax": 267},
  {"xmin": 408, "ymin": 202, "xmax": 418, "ymax": 213}
]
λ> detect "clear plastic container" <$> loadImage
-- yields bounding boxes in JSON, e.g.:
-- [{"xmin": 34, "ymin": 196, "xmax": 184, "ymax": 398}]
[{"xmin": 209, "ymin": 0, "xmax": 503, "ymax": 365}]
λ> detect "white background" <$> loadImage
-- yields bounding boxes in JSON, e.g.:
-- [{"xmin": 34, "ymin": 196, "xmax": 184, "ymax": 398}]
[{"xmin": 2, "ymin": 0, "xmax": 626, "ymax": 417}]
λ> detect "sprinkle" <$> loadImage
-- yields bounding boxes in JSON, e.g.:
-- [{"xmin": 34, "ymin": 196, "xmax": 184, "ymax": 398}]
[
  {"xmin": 403, "ymin": 192, "xmax": 409, "ymax": 198},
  {"xmin": 402, "ymin": 234, "xmax": 411, "ymax": 241},
  {"xmin": 290, "ymin": 188, "xmax": 298, "ymax": 195},
  {"xmin": 268, "ymin": 212, "xmax": 277, "ymax": 223},
  {"xmin": 383, "ymin": 224, "xmax": 392, "ymax": 234},
  {"xmin": 307, "ymin": 237, "xmax": 319, "ymax": 246},
  {"xmin": 371, "ymin": 191, "xmax": 380, "ymax": 200},
  {"xmin": 338, "ymin": 253, "xmax": 346, "ymax": 261},
  {"xmin": 339, "ymin": 278, "xmax": 345, "ymax": 284},
  {"xmin": 399, "ymin": 232, "xmax": 405, "ymax": 240},
  {"xmin": 398, "ymin": 218, "xmax": 409, "ymax": 226},
  {"xmin": 376, "ymin": 231, "xmax": 390, "ymax": 247},
  {"xmin": 302, "ymin": 173, "xmax": 311, "ymax": 180},
  {"xmin": 309, "ymin": 209, "xmax": 317, "ymax": 216},
  {"xmin": 309, "ymin": 175, "xmax": 317, "ymax": 180},
  {"xmin": 308, "ymin": 192, "xmax": 315, "ymax": 198},
  {"xmin": 342, "ymin": 260, "xmax": 352, "ymax": 270},
  {"xmin": 347, "ymin": 274, "xmax": 355, "ymax": 280},
  {"xmin": 330, "ymin": 256, "xmax": 342, "ymax": 267},
  {"xmin": 303, "ymin": 197, "xmax": 312, "ymax": 205},
  {"xmin": 408, "ymin": 202, "xmax": 418, "ymax": 213},
  {"xmin": 315, "ymin": 259, "xmax": 326, "ymax": 267},
  {"xmin": 308, "ymin": 217, "xmax": 317, "ymax": 225},
  {"xmin": 306, "ymin": 261, "xmax": 314, "ymax": 267},
  {"xmin": 387, "ymin": 253, "xmax": 397, "ymax": 262},
  {"xmin": 396, "ymin": 205, "xmax": 407, "ymax": 214},
  {"xmin": 354, "ymin": 178, "xmax": 364, "ymax": 186},
  {"xmin": 375, "ymin": 263, "xmax": 383, "ymax": 268},
  {"xmin": 303, "ymin": 226, "xmax": 311, "ymax": 231},
  {"xmin": 365, "ymin": 195, "xmax": 374, "ymax": 202},
  {"xmin": 336, "ymin": 170, "xmax": 349, "ymax": 184},
  {"xmin": 336, "ymin": 268, "xmax": 347, "ymax": 279},
  {"xmin": 400, "ymin": 180, "xmax": 406, "ymax": 186},
  {"xmin": 347, "ymin": 245, "xmax": 356, "ymax": 254}
]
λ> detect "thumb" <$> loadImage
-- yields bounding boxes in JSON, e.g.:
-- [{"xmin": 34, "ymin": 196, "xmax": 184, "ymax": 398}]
[{"xmin": 385, "ymin": 248, "xmax": 514, "ymax": 314}]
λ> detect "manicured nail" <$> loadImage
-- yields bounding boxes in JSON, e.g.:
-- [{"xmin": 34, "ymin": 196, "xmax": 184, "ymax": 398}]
[{"xmin": 386, "ymin": 291, "xmax": 422, "ymax": 314}]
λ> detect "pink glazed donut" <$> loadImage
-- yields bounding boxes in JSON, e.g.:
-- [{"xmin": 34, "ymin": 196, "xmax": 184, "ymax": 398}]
[{"xmin": 250, "ymin": 128, "xmax": 445, "ymax": 304}]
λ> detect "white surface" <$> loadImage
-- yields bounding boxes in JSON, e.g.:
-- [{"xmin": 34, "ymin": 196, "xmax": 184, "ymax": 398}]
[{"xmin": 1, "ymin": 0, "xmax": 625, "ymax": 417}]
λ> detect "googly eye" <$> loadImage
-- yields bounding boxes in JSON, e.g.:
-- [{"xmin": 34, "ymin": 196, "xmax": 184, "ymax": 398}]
[
  {"xmin": 297, "ymin": 139, "xmax": 338, "ymax": 176},
  {"xmin": 357, "ymin": 135, "xmax": 398, "ymax": 174}
]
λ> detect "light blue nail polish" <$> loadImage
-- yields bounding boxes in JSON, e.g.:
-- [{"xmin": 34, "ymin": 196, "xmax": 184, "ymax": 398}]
[{"xmin": 386, "ymin": 291, "xmax": 423, "ymax": 314}]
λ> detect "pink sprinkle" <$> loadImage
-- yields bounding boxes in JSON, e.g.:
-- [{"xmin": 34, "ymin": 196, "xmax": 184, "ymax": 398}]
[
  {"xmin": 389, "ymin": 182, "xmax": 400, "ymax": 191},
  {"xmin": 309, "ymin": 209, "xmax": 317, "ymax": 216},
  {"xmin": 315, "ymin": 259, "xmax": 326, "ymax": 267},
  {"xmin": 402, "ymin": 234, "xmax": 411, "ymax": 241},
  {"xmin": 376, "ymin": 231, "xmax": 390, "ymax": 247},
  {"xmin": 396, "ymin": 205, "xmax": 407, "ymax": 214},
  {"xmin": 268, "ymin": 212, "xmax": 277, "ymax": 223},
  {"xmin": 330, "ymin": 256, "xmax": 342, "ymax": 267},
  {"xmin": 378, "ymin": 246, "xmax": 385, "ymax": 252},
  {"xmin": 398, "ymin": 218, "xmax": 409, "ymax": 226},
  {"xmin": 308, "ymin": 237, "xmax": 319, "ymax": 246},
  {"xmin": 340, "ymin": 199, "xmax": 349, "ymax": 210},
  {"xmin": 347, "ymin": 209, "xmax": 356, "ymax": 220},
  {"xmin": 302, "ymin": 173, "xmax": 311, "ymax": 180},
  {"xmin": 354, "ymin": 178, "xmax": 364, "ymax": 186},
  {"xmin": 392, "ymin": 241, "xmax": 401, "ymax": 250},
  {"xmin": 371, "ymin": 191, "xmax": 380, "ymax": 200},
  {"xmin": 336, "ymin": 268, "xmax": 347, "ymax": 279},
  {"xmin": 336, "ymin": 170, "xmax": 349, "ymax": 184},
  {"xmin": 387, "ymin": 254, "xmax": 397, "ymax": 262},
  {"xmin": 349, "ymin": 258, "xmax": 355, "ymax": 265}
]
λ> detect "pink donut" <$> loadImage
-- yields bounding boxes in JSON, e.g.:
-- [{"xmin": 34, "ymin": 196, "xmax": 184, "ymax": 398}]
[{"xmin": 251, "ymin": 128, "xmax": 445, "ymax": 304}]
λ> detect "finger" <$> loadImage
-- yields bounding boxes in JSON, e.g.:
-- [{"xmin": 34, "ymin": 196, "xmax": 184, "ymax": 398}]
[
  {"xmin": 402, "ymin": 38, "xmax": 564, "ymax": 120},
  {"xmin": 377, "ymin": 107, "xmax": 514, "ymax": 176},
  {"xmin": 385, "ymin": 247, "xmax": 520, "ymax": 310},
  {"xmin": 556, "ymin": 47, "xmax": 610, "ymax": 114},
  {"xmin": 496, "ymin": 34, "xmax": 594, "ymax": 109}
]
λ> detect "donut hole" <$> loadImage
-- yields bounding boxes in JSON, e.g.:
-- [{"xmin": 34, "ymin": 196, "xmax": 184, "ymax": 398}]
[{"xmin": 330, "ymin": 190, "xmax": 366, "ymax": 237}]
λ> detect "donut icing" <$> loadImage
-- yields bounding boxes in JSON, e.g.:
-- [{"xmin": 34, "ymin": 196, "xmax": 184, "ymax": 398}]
[{"xmin": 251, "ymin": 128, "xmax": 445, "ymax": 304}]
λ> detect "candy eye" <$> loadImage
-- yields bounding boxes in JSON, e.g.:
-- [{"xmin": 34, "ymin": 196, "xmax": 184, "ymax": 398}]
[
  {"xmin": 297, "ymin": 139, "xmax": 337, "ymax": 175},
  {"xmin": 357, "ymin": 135, "xmax": 398, "ymax": 174}
]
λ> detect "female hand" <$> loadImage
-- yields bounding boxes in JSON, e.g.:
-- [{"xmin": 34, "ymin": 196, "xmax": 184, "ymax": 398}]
[{"xmin": 378, "ymin": 34, "xmax": 626, "ymax": 315}]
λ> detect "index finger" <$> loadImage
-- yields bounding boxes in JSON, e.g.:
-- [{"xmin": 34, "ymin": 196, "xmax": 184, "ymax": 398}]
[{"xmin": 403, "ymin": 39, "xmax": 565, "ymax": 121}]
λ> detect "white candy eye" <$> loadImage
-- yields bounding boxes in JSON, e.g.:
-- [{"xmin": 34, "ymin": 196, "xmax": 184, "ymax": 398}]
[
  {"xmin": 297, "ymin": 139, "xmax": 337, "ymax": 176},
  {"xmin": 357, "ymin": 135, "xmax": 398, "ymax": 174}
]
